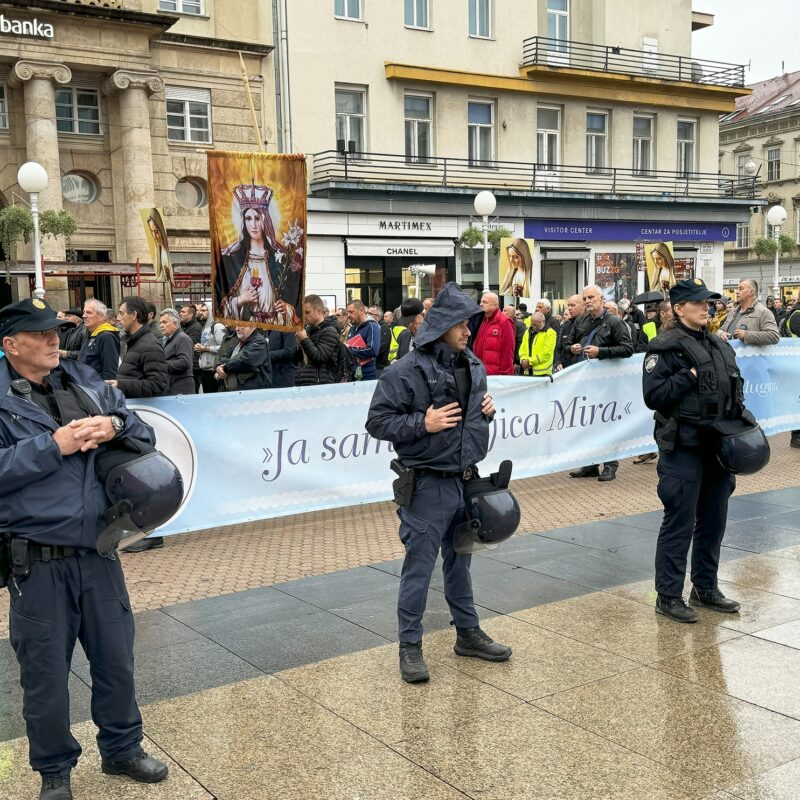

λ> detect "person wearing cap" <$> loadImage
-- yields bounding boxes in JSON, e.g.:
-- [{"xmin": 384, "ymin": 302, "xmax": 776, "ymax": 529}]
[
  {"xmin": 366, "ymin": 282, "xmax": 512, "ymax": 684},
  {"xmin": 0, "ymin": 298, "xmax": 169, "ymax": 799},
  {"xmin": 58, "ymin": 308, "xmax": 88, "ymax": 361},
  {"xmin": 389, "ymin": 297, "xmax": 424, "ymax": 364},
  {"xmin": 642, "ymin": 278, "xmax": 747, "ymax": 624}
]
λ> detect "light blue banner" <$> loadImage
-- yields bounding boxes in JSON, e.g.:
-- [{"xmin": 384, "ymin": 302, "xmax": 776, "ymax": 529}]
[{"xmin": 130, "ymin": 340, "xmax": 800, "ymax": 536}]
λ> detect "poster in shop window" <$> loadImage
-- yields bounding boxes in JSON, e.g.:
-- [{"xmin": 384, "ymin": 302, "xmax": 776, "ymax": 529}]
[
  {"xmin": 644, "ymin": 241, "xmax": 676, "ymax": 292},
  {"xmin": 674, "ymin": 256, "xmax": 695, "ymax": 282},
  {"xmin": 208, "ymin": 151, "xmax": 306, "ymax": 331},
  {"xmin": 499, "ymin": 237, "xmax": 534, "ymax": 299},
  {"xmin": 594, "ymin": 252, "xmax": 638, "ymax": 302}
]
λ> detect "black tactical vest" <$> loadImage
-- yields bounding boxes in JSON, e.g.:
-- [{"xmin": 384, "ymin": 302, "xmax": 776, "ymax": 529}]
[{"xmin": 651, "ymin": 329, "xmax": 743, "ymax": 426}]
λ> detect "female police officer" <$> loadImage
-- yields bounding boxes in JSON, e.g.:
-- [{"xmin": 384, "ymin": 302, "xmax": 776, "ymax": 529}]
[{"xmin": 643, "ymin": 278, "xmax": 747, "ymax": 623}]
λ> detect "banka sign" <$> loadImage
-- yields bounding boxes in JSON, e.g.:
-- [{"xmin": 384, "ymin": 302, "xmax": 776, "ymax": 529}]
[{"xmin": 0, "ymin": 16, "xmax": 55, "ymax": 39}]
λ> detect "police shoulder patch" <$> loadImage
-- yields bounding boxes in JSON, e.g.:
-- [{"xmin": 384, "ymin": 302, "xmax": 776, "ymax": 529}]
[
  {"xmin": 644, "ymin": 354, "xmax": 659, "ymax": 373},
  {"xmin": 32, "ymin": 299, "xmax": 46, "ymax": 309}
]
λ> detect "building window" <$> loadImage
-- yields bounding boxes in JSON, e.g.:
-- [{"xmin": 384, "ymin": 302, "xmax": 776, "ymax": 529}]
[
  {"xmin": 469, "ymin": 0, "xmax": 491, "ymax": 38},
  {"xmin": 468, "ymin": 100, "xmax": 494, "ymax": 166},
  {"xmin": 632, "ymin": 115, "xmax": 653, "ymax": 176},
  {"xmin": 55, "ymin": 88, "xmax": 101, "ymax": 135},
  {"xmin": 166, "ymin": 87, "xmax": 211, "ymax": 144},
  {"xmin": 61, "ymin": 172, "xmax": 99, "ymax": 204},
  {"xmin": 175, "ymin": 177, "xmax": 208, "ymax": 209},
  {"xmin": 0, "ymin": 86, "xmax": 7, "ymax": 129},
  {"xmin": 586, "ymin": 111, "xmax": 608, "ymax": 173},
  {"xmin": 766, "ymin": 221, "xmax": 776, "ymax": 239},
  {"xmin": 404, "ymin": 0, "xmax": 429, "ymax": 28},
  {"xmin": 335, "ymin": 0, "xmax": 361, "ymax": 20},
  {"xmin": 677, "ymin": 119, "xmax": 696, "ymax": 177},
  {"xmin": 159, "ymin": 0, "xmax": 202, "ymax": 14},
  {"xmin": 547, "ymin": 0, "xmax": 569, "ymax": 45},
  {"xmin": 736, "ymin": 153, "xmax": 751, "ymax": 177},
  {"xmin": 404, "ymin": 94, "xmax": 432, "ymax": 163},
  {"xmin": 537, "ymin": 106, "xmax": 560, "ymax": 170},
  {"xmin": 767, "ymin": 147, "xmax": 781, "ymax": 181},
  {"xmin": 736, "ymin": 222, "xmax": 749, "ymax": 249},
  {"xmin": 335, "ymin": 87, "xmax": 366, "ymax": 155}
]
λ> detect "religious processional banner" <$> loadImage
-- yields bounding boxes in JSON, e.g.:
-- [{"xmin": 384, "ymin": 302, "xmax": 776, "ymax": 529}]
[
  {"xmin": 208, "ymin": 151, "xmax": 306, "ymax": 331},
  {"xmin": 131, "ymin": 340, "xmax": 800, "ymax": 537}
]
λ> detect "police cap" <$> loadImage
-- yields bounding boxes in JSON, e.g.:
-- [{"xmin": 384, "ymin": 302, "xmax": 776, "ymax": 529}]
[
  {"xmin": 0, "ymin": 298, "xmax": 74, "ymax": 340},
  {"xmin": 669, "ymin": 278, "xmax": 721, "ymax": 305}
]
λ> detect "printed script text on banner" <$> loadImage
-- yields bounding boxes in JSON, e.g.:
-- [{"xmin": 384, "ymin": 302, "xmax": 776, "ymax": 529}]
[{"xmin": 132, "ymin": 341, "xmax": 800, "ymax": 537}]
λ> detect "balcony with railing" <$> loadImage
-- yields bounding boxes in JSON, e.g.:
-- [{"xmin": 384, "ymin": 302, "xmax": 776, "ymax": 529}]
[
  {"xmin": 521, "ymin": 36, "xmax": 745, "ymax": 89},
  {"xmin": 310, "ymin": 150, "xmax": 757, "ymax": 202}
]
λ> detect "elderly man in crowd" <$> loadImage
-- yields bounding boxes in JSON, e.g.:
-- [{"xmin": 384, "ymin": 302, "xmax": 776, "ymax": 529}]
[
  {"xmin": 555, "ymin": 294, "xmax": 585, "ymax": 371},
  {"xmin": 78, "ymin": 299, "xmax": 120, "ymax": 380},
  {"xmin": 717, "ymin": 279, "xmax": 779, "ymax": 346},
  {"xmin": 472, "ymin": 293, "xmax": 515, "ymax": 376},
  {"xmin": 518, "ymin": 311, "xmax": 556, "ymax": 377},
  {"xmin": 160, "ymin": 309, "xmax": 195, "ymax": 396}
]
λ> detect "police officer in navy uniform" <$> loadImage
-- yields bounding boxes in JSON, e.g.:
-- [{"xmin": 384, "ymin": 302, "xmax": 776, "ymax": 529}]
[
  {"xmin": 642, "ymin": 279, "xmax": 744, "ymax": 623},
  {"xmin": 0, "ymin": 299, "xmax": 168, "ymax": 800},
  {"xmin": 366, "ymin": 283, "xmax": 512, "ymax": 683}
]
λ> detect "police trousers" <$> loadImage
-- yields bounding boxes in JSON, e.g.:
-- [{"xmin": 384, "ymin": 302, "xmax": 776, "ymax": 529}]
[
  {"xmin": 8, "ymin": 550, "xmax": 142, "ymax": 776},
  {"xmin": 396, "ymin": 474, "xmax": 480, "ymax": 643},
  {"xmin": 655, "ymin": 446, "xmax": 735, "ymax": 598}
]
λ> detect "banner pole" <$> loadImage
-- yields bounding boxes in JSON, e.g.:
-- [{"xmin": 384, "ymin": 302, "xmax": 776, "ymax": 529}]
[{"xmin": 239, "ymin": 52, "xmax": 265, "ymax": 153}]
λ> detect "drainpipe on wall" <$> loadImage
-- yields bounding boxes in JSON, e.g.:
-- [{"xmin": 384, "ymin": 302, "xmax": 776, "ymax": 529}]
[
  {"xmin": 279, "ymin": 0, "xmax": 293, "ymax": 152},
  {"xmin": 271, "ymin": 0, "xmax": 284, "ymax": 152}
]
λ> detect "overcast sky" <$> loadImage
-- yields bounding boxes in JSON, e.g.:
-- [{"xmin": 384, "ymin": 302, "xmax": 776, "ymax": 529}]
[{"xmin": 691, "ymin": 0, "xmax": 799, "ymax": 84}]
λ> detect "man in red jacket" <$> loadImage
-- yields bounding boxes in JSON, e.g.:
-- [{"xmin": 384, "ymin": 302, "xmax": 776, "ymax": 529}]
[{"xmin": 473, "ymin": 293, "xmax": 515, "ymax": 375}]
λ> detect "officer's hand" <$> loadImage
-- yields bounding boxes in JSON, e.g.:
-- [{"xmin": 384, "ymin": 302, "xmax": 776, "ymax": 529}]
[
  {"xmin": 690, "ymin": 367, "xmax": 698, "ymax": 378},
  {"xmin": 70, "ymin": 417, "xmax": 116, "ymax": 450},
  {"xmin": 425, "ymin": 402, "xmax": 462, "ymax": 433},
  {"xmin": 481, "ymin": 393, "xmax": 495, "ymax": 418},
  {"xmin": 52, "ymin": 420, "xmax": 98, "ymax": 456}
]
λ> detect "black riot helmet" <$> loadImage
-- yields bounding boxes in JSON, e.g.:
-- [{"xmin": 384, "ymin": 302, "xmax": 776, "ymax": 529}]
[
  {"xmin": 453, "ymin": 460, "xmax": 521, "ymax": 555},
  {"xmin": 717, "ymin": 423, "xmax": 770, "ymax": 475},
  {"xmin": 95, "ymin": 447, "xmax": 184, "ymax": 555}
]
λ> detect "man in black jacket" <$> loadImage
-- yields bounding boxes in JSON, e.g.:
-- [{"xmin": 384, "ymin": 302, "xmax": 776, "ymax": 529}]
[
  {"xmin": 295, "ymin": 295, "xmax": 342, "ymax": 385},
  {"xmin": 58, "ymin": 309, "xmax": 88, "ymax": 360},
  {"xmin": 215, "ymin": 326, "xmax": 272, "ymax": 391},
  {"xmin": 266, "ymin": 329, "xmax": 297, "ymax": 388},
  {"xmin": 554, "ymin": 294, "xmax": 585, "ymax": 371},
  {"xmin": 567, "ymin": 285, "xmax": 633, "ymax": 481},
  {"xmin": 109, "ymin": 297, "xmax": 168, "ymax": 399},
  {"xmin": 78, "ymin": 299, "xmax": 120, "ymax": 380},
  {"xmin": 179, "ymin": 304, "xmax": 203, "ymax": 391}
]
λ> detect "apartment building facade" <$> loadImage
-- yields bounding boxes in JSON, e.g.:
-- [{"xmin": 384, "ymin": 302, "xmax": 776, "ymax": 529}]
[
  {"xmin": 278, "ymin": 0, "xmax": 755, "ymax": 311},
  {"xmin": 719, "ymin": 70, "xmax": 800, "ymax": 304},
  {"xmin": 0, "ymin": 0, "xmax": 274, "ymax": 310}
]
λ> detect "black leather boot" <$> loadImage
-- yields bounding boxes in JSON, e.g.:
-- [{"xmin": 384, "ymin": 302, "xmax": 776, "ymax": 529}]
[
  {"xmin": 689, "ymin": 587, "xmax": 740, "ymax": 613},
  {"xmin": 655, "ymin": 595, "xmax": 698, "ymax": 623},
  {"xmin": 122, "ymin": 536, "xmax": 164, "ymax": 554},
  {"xmin": 454, "ymin": 627, "xmax": 512, "ymax": 661},
  {"xmin": 101, "ymin": 749, "xmax": 168, "ymax": 783},
  {"xmin": 40, "ymin": 774, "xmax": 72, "ymax": 800},
  {"xmin": 399, "ymin": 642, "xmax": 430, "ymax": 683},
  {"xmin": 569, "ymin": 465, "xmax": 600, "ymax": 478},
  {"xmin": 597, "ymin": 465, "xmax": 617, "ymax": 482}
]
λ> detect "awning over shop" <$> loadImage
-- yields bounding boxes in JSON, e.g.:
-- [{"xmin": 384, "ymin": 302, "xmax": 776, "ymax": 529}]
[{"xmin": 345, "ymin": 238, "xmax": 455, "ymax": 258}]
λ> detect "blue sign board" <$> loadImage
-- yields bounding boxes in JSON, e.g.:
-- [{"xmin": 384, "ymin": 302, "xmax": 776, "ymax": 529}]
[{"xmin": 524, "ymin": 219, "xmax": 736, "ymax": 242}]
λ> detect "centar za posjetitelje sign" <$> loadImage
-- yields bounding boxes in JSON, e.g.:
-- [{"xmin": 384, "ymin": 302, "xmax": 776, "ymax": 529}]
[{"xmin": 0, "ymin": 16, "xmax": 54, "ymax": 39}]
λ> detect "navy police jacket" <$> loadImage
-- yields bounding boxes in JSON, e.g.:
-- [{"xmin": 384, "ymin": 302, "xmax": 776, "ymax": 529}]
[
  {"xmin": 366, "ymin": 282, "xmax": 490, "ymax": 473},
  {"xmin": 0, "ymin": 358, "xmax": 156, "ymax": 547}
]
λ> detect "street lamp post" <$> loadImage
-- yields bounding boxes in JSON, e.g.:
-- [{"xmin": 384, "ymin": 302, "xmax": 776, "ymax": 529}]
[
  {"xmin": 766, "ymin": 204, "xmax": 787, "ymax": 301},
  {"xmin": 17, "ymin": 161, "xmax": 49, "ymax": 301},
  {"xmin": 473, "ymin": 190, "xmax": 496, "ymax": 293}
]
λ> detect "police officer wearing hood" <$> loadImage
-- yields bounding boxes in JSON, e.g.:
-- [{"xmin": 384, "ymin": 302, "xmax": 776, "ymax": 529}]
[
  {"xmin": 643, "ymin": 279, "xmax": 766, "ymax": 624},
  {"xmin": 0, "ymin": 299, "xmax": 169, "ymax": 800},
  {"xmin": 367, "ymin": 283, "xmax": 513, "ymax": 683}
]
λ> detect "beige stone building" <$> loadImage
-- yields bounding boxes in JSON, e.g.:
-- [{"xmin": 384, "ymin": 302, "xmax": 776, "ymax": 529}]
[
  {"xmin": 719, "ymin": 70, "xmax": 800, "ymax": 304},
  {"xmin": 277, "ymin": 0, "xmax": 756, "ymax": 311},
  {"xmin": 0, "ymin": 0, "xmax": 274, "ymax": 310}
]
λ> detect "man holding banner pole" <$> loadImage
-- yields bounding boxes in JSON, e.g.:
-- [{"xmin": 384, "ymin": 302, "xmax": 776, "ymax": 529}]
[{"xmin": 367, "ymin": 283, "xmax": 516, "ymax": 684}]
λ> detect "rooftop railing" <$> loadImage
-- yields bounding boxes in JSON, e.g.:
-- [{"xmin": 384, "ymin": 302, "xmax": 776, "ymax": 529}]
[
  {"xmin": 521, "ymin": 36, "xmax": 746, "ymax": 89},
  {"xmin": 311, "ymin": 150, "xmax": 757, "ymax": 200}
]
